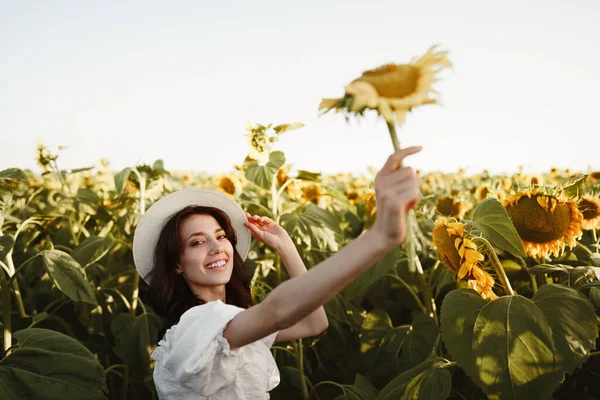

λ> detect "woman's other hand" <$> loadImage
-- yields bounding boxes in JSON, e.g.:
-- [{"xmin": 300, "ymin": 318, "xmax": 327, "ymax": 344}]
[
  {"xmin": 244, "ymin": 213, "xmax": 292, "ymax": 252},
  {"xmin": 371, "ymin": 146, "xmax": 422, "ymax": 248}
]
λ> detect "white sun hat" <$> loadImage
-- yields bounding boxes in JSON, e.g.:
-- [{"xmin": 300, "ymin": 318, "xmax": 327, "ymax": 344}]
[{"xmin": 132, "ymin": 188, "xmax": 250, "ymax": 284}]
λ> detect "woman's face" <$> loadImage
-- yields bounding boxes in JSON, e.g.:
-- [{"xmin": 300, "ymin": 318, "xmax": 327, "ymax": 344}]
[{"xmin": 176, "ymin": 213, "xmax": 235, "ymax": 290}]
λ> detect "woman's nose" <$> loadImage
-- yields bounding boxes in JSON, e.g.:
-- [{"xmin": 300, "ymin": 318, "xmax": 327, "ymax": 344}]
[{"xmin": 211, "ymin": 242, "xmax": 224, "ymax": 255}]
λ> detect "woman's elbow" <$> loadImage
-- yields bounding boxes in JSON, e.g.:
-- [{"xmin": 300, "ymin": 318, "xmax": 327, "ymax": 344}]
[{"xmin": 317, "ymin": 314, "xmax": 329, "ymax": 334}]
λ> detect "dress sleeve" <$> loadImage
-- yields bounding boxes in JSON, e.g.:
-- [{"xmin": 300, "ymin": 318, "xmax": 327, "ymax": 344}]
[
  {"xmin": 260, "ymin": 330, "xmax": 279, "ymax": 348},
  {"xmin": 151, "ymin": 300, "xmax": 245, "ymax": 397}
]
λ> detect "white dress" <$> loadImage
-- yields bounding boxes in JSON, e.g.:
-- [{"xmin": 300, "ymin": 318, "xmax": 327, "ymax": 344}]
[{"xmin": 151, "ymin": 300, "xmax": 280, "ymax": 399}]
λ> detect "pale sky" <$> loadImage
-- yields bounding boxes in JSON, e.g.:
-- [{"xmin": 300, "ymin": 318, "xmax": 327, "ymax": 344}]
[{"xmin": 1, "ymin": 0, "xmax": 599, "ymax": 177}]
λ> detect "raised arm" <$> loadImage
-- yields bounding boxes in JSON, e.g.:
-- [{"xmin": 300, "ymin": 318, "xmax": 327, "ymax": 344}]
[{"xmin": 224, "ymin": 146, "xmax": 422, "ymax": 349}]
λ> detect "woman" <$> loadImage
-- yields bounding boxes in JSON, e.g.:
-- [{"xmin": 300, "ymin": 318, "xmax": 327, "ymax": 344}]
[{"xmin": 133, "ymin": 146, "xmax": 422, "ymax": 399}]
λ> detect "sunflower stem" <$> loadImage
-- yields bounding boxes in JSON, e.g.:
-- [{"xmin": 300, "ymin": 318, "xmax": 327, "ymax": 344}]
[
  {"xmin": 386, "ymin": 122, "xmax": 401, "ymax": 155},
  {"xmin": 473, "ymin": 237, "xmax": 514, "ymax": 296},
  {"xmin": 385, "ymin": 122, "xmax": 435, "ymax": 318}
]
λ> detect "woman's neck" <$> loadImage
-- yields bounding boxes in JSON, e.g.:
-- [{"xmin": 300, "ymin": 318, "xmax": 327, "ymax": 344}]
[{"xmin": 192, "ymin": 284, "xmax": 226, "ymax": 303}]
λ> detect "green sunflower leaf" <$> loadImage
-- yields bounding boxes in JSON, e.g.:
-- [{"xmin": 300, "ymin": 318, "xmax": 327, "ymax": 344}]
[
  {"xmin": 377, "ymin": 357, "xmax": 449, "ymax": 400},
  {"xmin": 114, "ymin": 167, "xmax": 132, "ymax": 195},
  {"xmin": 0, "ymin": 328, "xmax": 107, "ymax": 399},
  {"xmin": 71, "ymin": 236, "xmax": 114, "ymax": 269},
  {"xmin": 468, "ymin": 198, "xmax": 526, "ymax": 257},
  {"xmin": 531, "ymin": 284, "xmax": 598, "ymax": 375},
  {"xmin": 31, "ymin": 250, "xmax": 97, "ymax": 305},
  {"xmin": 342, "ymin": 247, "xmax": 399, "ymax": 303},
  {"xmin": 402, "ymin": 364, "xmax": 452, "ymax": 400},
  {"xmin": 111, "ymin": 312, "xmax": 160, "ymax": 381},
  {"xmin": 244, "ymin": 152, "xmax": 286, "ymax": 190},
  {"xmin": 0, "ymin": 168, "xmax": 28, "ymax": 181},
  {"xmin": 440, "ymin": 287, "xmax": 598, "ymax": 400}
]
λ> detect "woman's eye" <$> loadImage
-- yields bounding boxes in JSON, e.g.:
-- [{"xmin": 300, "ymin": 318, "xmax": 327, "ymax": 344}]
[
  {"xmin": 218, "ymin": 235, "xmax": 227, "ymax": 240},
  {"xmin": 191, "ymin": 240, "xmax": 204, "ymax": 246}
]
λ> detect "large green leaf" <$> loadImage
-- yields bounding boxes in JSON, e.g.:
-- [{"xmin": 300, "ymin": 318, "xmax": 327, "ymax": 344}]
[
  {"xmin": 114, "ymin": 167, "xmax": 132, "ymax": 195},
  {"xmin": 295, "ymin": 169, "xmax": 321, "ymax": 182},
  {"xmin": 111, "ymin": 311, "xmax": 160, "ymax": 381},
  {"xmin": 0, "ymin": 168, "xmax": 28, "ymax": 181},
  {"xmin": 0, "ymin": 181, "xmax": 13, "ymax": 216},
  {"xmin": 377, "ymin": 358, "xmax": 448, "ymax": 400},
  {"xmin": 531, "ymin": 284, "xmax": 598, "ymax": 375},
  {"xmin": 440, "ymin": 288, "xmax": 593, "ymax": 400},
  {"xmin": 71, "ymin": 236, "xmax": 114, "ymax": 269},
  {"xmin": 402, "ymin": 365, "xmax": 452, "ymax": 400},
  {"xmin": 468, "ymin": 198, "xmax": 526, "ymax": 257},
  {"xmin": 528, "ymin": 264, "xmax": 600, "ymax": 287},
  {"xmin": 244, "ymin": 151, "xmax": 286, "ymax": 190},
  {"xmin": 33, "ymin": 250, "xmax": 97, "ymax": 305},
  {"xmin": 334, "ymin": 374, "xmax": 378, "ymax": 400},
  {"xmin": 0, "ymin": 234, "xmax": 15, "ymax": 259},
  {"xmin": 0, "ymin": 328, "xmax": 107, "ymax": 399},
  {"xmin": 359, "ymin": 309, "xmax": 411, "ymax": 383},
  {"xmin": 589, "ymin": 287, "xmax": 600, "ymax": 308},
  {"xmin": 397, "ymin": 313, "xmax": 439, "ymax": 372},
  {"xmin": 342, "ymin": 247, "xmax": 399, "ymax": 302},
  {"xmin": 280, "ymin": 204, "xmax": 341, "ymax": 253},
  {"xmin": 76, "ymin": 188, "xmax": 100, "ymax": 205}
]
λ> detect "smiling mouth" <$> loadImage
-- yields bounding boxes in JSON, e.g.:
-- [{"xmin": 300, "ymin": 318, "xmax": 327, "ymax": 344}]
[{"xmin": 204, "ymin": 260, "xmax": 228, "ymax": 270}]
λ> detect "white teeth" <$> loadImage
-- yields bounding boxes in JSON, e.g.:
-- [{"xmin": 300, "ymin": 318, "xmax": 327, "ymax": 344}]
[{"xmin": 205, "ymin": 260, "xmax": 226, "ymax": 269}]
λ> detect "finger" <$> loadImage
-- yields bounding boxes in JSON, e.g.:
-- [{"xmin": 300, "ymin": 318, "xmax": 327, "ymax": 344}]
[
  {"xmin": 245, "ymin": 221, "xmax": 260, "ymax": 234},
  {"xmin": 380, "ymin": 146, "xmax": 422, "ymax": 173},
  {"xmin": 381, "ymin": 166, "xmax": 417, "ymax": 185}
]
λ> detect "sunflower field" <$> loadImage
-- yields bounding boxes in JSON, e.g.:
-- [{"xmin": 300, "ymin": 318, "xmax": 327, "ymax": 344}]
[{"xmin": 1, "ymin": 46, "xmax": 599, "ymax": 400}]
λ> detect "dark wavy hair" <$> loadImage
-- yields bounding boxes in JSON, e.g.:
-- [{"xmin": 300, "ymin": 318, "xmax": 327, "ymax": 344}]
[{"xmin": 143, "ymin": 205, "xmax": 254, "ymax": 342}]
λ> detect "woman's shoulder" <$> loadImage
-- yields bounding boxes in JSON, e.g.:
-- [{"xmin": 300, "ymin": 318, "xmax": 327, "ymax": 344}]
[
  {"xmin": 160, "ymin": 300, "xmax": 245, "ymax": 341},
  {"xmin": 180, "ymin": 300, "xmax": 243, "ymax": 322}
]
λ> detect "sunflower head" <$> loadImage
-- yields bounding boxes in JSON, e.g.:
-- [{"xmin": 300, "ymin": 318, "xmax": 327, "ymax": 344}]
[
  {"xmin": 346, "ymin": 190, "xmax": 361, "ymax": 204},
  {"xmin": 218, "ymin": 176, "xmax": 237, "ymax": 197},
  {"xmin": 590, "ymin": 171, "xmax": 600, "ymax": 181},
  {"xmin": 475, "ymin": 186, "xmax": 490, "ymax": 202},
  {"xmin": 277, "ymin": 168, "xmax": 290, "ymax": 187},
  {"xmin": 435, "ymin": 195, "xmax": 472, "ymax": 219},
  {"xmin": 302, "ymin": 184, "xmax": 324, "ymax": 205},
  {"xmin": 362, "ymin": 191, "xmax": 378, "ymax": 219},
  {"xmin": 245, "ymin": 123, "xmax": 272, "ymax": 163},
  {"xmin": 504, "ymin": 190, "xmax": 583, "ymax": 258},
  {"xmin": 431, "ymin": 217, "xmax": 497, "ymax": 300},
  {"xmin": 319, "ymin": 45, "xmax": 452, "ymax": 126},
  {"xmin": 578, "ymin": 196, "xmax": 600, "ymax": 230},
  {"xmin": 35, "ymin": 139, "xmax": 57, "ymax": 173}
]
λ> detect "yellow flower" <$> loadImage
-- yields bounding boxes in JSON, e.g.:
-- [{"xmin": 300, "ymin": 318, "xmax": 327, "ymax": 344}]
[
  {"xmin": 435, "ymin": 195, "xmax": 472, "ymax": 219},
  {"xmin": 346, "ymin": 190, "xmax": 361, "ymax": 204},
  {"xmin": 302, "ymin": 184, "xmax": 324, "ymax": 205},
  {"xmin": 431, "ymin": 217, "xmax": 497, "ymax": 300},
  {"xmin": 578, "ymin": 196, "xmax": 600, "ymax": 231},
  {"xmin": 475, "ymin": 186, "xmax": 490, "ymax": 202},
  {"xmin": 319, "ymin": 46, "xmax": 451, "ymax": 125},
  {"xmin": 503, "ymin": 190, "xmax": 583, "ymax": 258},
  {"xmin": 363, "ymin": 191, "xmax": 377, "ymax": 218},
  {"xmin": 218, "ymin": 176, "xmax": 237, "ymax": 197},
  {"xmin": 590, "ymin": 171, "xmax": 600, "ymax": 182},
  {"xmin": 276, "ymin": 168, "xmax": 289, "ymax": 187}
]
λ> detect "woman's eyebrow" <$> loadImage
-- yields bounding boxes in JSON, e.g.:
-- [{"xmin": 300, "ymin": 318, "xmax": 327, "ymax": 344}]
[{"xmin": 187, "ymin": 228, "xmax": 224, "ymax": 241}]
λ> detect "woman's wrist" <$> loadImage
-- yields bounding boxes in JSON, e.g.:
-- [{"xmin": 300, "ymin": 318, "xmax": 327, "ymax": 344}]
[{"xmin": 275, "ymin": 237, "xmax": 296, "ymax": 256}]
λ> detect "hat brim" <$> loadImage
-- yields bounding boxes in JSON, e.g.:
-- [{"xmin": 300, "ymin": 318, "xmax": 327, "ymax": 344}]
[{"xmin": 133, "ymin": 188, "xmax": 250, "ymax": 284}]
